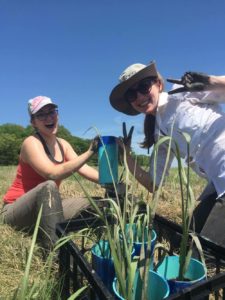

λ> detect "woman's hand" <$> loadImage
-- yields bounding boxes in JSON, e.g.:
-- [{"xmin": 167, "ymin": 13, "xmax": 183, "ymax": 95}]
[
  {"xmin": 89, "ymin": 136, "xmax": 100, "ymax": 154},
  {"xmin": 181, "ymin": 71, "xmax": 210, "ymax": 91},
  {"xmin": 167, "ymin": 71, "xmax": 210, "ymax": 94},
  {"xmin": 117, "ymin": 137, "xmax": 132, "ymax": 158},
  {"xmin": 122, "ymin": 122, "xmax": 134, "ymax": 148}
]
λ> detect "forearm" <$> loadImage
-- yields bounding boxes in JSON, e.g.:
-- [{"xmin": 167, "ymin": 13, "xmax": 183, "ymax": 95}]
[
  {"xmin": 48, "ymin": 150, "xmax": 94, "ymax": 181},
  {"xmin": 125, "ymin": 151, "xmax": 154, "ymax": 192},
  {"xmin": 209, "ymin": 75, "xmax": 225, "ymax": 87},
  {"xmin": 78, "ymin": 164, "xmax": 99, "ymax": 183}
]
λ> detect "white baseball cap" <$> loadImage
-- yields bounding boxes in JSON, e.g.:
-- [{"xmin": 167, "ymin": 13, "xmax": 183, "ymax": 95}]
[{"xmin": 28, "ymin": 96, "xmax": 57, "ymax": 115}]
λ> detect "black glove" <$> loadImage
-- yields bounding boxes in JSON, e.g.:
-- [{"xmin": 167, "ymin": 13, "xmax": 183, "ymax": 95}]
[
  {"xmin": 181, "ymin": 72, "xmax": 210, "ymax": 92},
  {"xmin": 89, "ymin": 136, "xmax": 100, "ymax": 153},
  {"xmin": 122, "ymin": 122, "xmax": 134, "ymax": 148},
  {"xmin": 167, "ymin": 71, "xmax": 210, "ymax": 94}
]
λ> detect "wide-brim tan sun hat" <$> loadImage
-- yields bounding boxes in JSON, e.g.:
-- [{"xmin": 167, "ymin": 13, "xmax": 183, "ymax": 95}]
[{"xmin": 109, "ymin": 61, "xmax": 158, "ymax": 115}]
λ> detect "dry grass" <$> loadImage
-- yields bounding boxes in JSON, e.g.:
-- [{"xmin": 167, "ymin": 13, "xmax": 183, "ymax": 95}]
[
  {"xmin": 0, "ymin": 224, "xmax": 50, "ymax": 298},
  {"xmin": 0, "ymin": 166, "xmax": 107, "ymax": 299},
  {"xmin": 0, "ymin": 167, "xmax": 60, "ymax": 299},
  {"xmin": 156, "ymin": 168, "xmax": 206, "ymax": 223},
  {"xmin": 0, "ymin": 166, "xmax": 207, "ymax": 299}
]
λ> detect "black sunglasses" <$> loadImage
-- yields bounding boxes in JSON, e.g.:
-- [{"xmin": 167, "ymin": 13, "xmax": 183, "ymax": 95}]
[{"xmin": 125, "ymin": 77, "xmax": 157, "ymax": 103}]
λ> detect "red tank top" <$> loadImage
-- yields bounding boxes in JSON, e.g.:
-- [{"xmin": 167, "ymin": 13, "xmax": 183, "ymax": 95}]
[{"xmin": 3, "ymin": 159, "xmax": 61, "ymax": 204}]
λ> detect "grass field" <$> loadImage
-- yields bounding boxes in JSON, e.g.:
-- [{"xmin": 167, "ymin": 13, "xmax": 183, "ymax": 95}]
[{"xmin": 0, "ymin": 165, "xmax": 206, "ymax": 299}]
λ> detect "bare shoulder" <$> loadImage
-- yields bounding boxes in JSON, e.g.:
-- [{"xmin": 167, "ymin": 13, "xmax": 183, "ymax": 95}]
[
  {"xmin": 57, "ymin": 137, "xmax": 71, "ymax": 149},
  {"xmin": 22, "ymin": 135, "xmax": 39, "ymax": 148},
  {"xmin": 21, "ymin": 135, "xmax": 43, "ymax": 158}
]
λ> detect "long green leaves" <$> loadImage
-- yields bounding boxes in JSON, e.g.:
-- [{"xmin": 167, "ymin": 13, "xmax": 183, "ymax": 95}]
[
  {"xmin": 174, "ymin": 132, "xmax": 200, "ymax": 280},
  {"xmin": 139, "ymin": 134, "xmax": 173, "ymax": 300},
  {"xmin": 68, "ymin": 285, "xmax": 88, "ymax": 300},
  {"xmin": 17, "ymin": 205, "xmax": 43, "ymax": 300},
  {"xmin": 71, "ymin": 127, "xmax": 204, "ymax": 298},
  {"xmin": 14, "ymin": 203, "xmax": 87, "ymax": 300},
  {"xmin": 73, "ymin": 132, "xmax": 174, "ymax": 300}
]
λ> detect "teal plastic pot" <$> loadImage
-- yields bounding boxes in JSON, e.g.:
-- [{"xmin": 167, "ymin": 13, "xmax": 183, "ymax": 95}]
[
  {"xmin": 124, "ymin": 224, "xmax": 157, "ymax": 257},
  {"xmin": 113, "ymin": 270, "xmax": 170, "ymax": 300},
  {"xmin": 133, "ymin": 229, "xmax": 157, "ymax": 257},
  {"xmin": 92, "ymin": 240, "xmax": 115, "ymax": 292},
  {"xmin": 156, "ymin": 255, "xmax": 206, "ymax": 294},
  {"xmin": 92, "ymin": 240, "xmax": 135, "ymax": 293},
  {"xmin": 98, "ymin": 136, "xmax": 118, "ymax": 185}
]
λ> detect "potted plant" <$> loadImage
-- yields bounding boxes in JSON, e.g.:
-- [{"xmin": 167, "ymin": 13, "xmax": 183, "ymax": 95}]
[
  {"xmin": 95, "ymin": 133, "xmax": 173, "ymax": 300},
  {"xmin": 124, "ymin": 213, "xmax": 157, "ymax": 257},
  {"xmin": 73, "ymin": 130, "xmax": 206, "ymax": 299},
  {"xmin": 155, "ymin": 133, "xmax": 207, "ymax": 294},
  {"xmin": 91, "ymin": 239, "xmax": 115, "ymax": 293}
]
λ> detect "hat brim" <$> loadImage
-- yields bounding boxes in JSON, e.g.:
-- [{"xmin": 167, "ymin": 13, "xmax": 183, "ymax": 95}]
[
  {"xmin": 32, "ymin": 103, "xmax": 58, "ymax": 115},
  {"xmin": 109, "ymin": 62, "xmax": 158, "ymax": 116}
]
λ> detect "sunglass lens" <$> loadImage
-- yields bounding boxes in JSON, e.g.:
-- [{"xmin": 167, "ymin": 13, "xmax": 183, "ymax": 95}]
[
  {"xmin": 138, "ymin": 83, "xmax": 151, "ymax": 94},
  {"xmin": 125, "ymin": 78, "xmax": 156, "ymax": 103},
  {"xmin": 125, "ymin": 89, "xmax": 137, "ymax": 103}
]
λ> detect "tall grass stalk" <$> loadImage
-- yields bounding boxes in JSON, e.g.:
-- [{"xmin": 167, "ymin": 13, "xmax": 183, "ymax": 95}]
[
  {"xmin": 67, "ymin": 285, "xmax": 88, "ymax": 300},
  {"xmin": 174, "ymin": 132, "xmax": 202, "ymax": 281},
  {"xmin": 13, "ymin": 201, "xmax": 88, "ymax": 299},
  {"xmin": 17, "ymin": 204, "xmax": 43, "ymax": 300},
  {"xmin": 139, "ymin": 135, "xmax": 173, "ymax": 300}
]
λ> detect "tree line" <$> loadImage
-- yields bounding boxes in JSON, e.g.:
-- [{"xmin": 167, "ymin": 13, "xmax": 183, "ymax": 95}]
[{"xmin": 0, "ymin": 123, "xmax": 149, "ymax": 166}]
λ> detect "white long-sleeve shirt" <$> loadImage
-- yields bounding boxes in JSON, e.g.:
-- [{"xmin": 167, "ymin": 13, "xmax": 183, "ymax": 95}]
[{"xmin": 149, "ymin": 87, "xmax": 225, "ymax": 197}]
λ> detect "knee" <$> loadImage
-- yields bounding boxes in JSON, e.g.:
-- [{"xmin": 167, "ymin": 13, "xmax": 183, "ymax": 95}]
[
  {"xmin": 37, "ymin": 180, "xmax": 61, "ymax": 205},
  {"xmin": 45, "ymin": 180, "xmax": 58, "ymax": 191},
  {"xmin": 38, "ymin": 180, "xmax": 58, "ymax": 193}
]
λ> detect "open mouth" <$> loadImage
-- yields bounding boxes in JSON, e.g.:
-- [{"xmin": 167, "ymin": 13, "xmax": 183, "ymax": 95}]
[
  {"xmin": 45, "ymin": 123, "xmax": 55, "ymax": 129},
  {"xmin": 139, "ymin": 99, "xmax": 150, "ymax": 108}
]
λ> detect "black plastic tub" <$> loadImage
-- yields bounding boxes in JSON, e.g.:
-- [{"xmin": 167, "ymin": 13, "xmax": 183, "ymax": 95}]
[{"xmin": 56, "ymin": 213, "xmax": 225, "ymax": 300}]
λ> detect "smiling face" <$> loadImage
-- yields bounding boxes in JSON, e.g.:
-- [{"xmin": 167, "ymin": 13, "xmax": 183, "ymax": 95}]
[
  {"xmin": 125, "ymin": 78, "xmax": 163, "ymax": 115},
  {"xmin": 31, "ymin": 104, "xmax": 59, "ymax": 136}
]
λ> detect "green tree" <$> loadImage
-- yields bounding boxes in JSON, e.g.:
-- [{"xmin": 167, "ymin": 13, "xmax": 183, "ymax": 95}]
[
  {"xmin": 57, "ymin": 125, "xmax": 88, "ymax": 153},
  {"xmin": 0, "ymin": 123, "xmax": 148, "ymax": 167},
  {"xmin": 0, "ymin": 133, "xmax": 22, "ymax": 165},
  {"xmin": 136, "ymin": 154, "xmax": 149, "ymax": 167},
  {"xmin": 0, "ymin": 123, "xmax": 25, "ymax": 137},
  {"xmin": 0, "ymin": 123, "xmax": 98, "ymax": 165},
  {"xmin": 57, "ymin": 125, "xmax": 97, "ymax": 165}
]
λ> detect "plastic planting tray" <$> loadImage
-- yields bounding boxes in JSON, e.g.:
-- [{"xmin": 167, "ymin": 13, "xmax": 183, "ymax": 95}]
[{"xmin": 56, "ymin": 212, "xmax": 225, "ymax": 300}]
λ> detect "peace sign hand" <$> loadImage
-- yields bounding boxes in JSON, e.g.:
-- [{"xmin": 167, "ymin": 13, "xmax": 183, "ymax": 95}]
[
  {"xmin": 167, "ymin": 72, "xmax": 210, "ymax": 94},
  {"xmin": 122, "ymin": 122, "xmax": 134, "ymax": 148}
]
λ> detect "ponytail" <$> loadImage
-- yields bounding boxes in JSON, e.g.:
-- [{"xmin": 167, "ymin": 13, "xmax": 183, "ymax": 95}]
[
  {"xmin": 140, "ymin": 71, "xmax": 164, "ymax": 152},
  {"xmin": 140, "ymin": 114, "xmax": 156, "ymax": 152}
]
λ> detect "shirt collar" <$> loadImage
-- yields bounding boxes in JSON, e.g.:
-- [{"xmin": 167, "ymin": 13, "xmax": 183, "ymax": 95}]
[{"xmin": 157, "ymin": 92, "xmax": 169, "ymax": 113}]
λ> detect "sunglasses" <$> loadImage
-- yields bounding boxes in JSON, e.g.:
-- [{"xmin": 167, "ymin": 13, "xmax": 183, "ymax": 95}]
[
  {"xmin": 35, "ymin": 109, "xmax": 58, "ymax": 121},
  {"xmin": 125, "ymin": 77, "xmax": 157, "ymax": 103}
]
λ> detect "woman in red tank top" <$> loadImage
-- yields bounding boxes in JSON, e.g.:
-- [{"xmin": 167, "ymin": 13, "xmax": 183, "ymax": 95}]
[{"xmin": 2, "ymin": 96, "xmax": 100, "ymax": 255}]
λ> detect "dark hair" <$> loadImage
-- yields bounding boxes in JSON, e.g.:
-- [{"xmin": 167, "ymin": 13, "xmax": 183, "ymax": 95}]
[
  {"xmin": 140, "ymin": 114, "xmax": 156, "ymax": 151},
  {"xmin": 140, "ymin": 72, "xmax": 164, "ymax": 152}
]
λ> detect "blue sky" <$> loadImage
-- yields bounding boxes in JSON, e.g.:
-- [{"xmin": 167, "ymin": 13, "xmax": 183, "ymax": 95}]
[{"xmin": 1, "ymin": 0, "xmax": 225, "ymax": 154}]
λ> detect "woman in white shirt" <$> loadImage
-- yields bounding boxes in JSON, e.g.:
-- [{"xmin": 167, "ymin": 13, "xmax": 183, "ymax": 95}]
[{"xmin": 109, "ymin": 61, "xmax": 225, "ymax": 246}]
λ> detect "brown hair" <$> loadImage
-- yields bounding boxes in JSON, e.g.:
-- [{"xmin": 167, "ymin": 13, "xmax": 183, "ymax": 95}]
[
  {"xmin": 140, "ymin": 114, "xmax": 156, "ymax": 150},
  {"xmin": 140, "ymin": 73, "xmax": 164, "ymax": 152}
]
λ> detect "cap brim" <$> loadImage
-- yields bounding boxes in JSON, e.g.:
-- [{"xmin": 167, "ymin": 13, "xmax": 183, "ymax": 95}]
[
  {"xmin": 109, "ymin": 62, "xmax": 158, "ymax": 116},
  {"xmin": 32, "ymin": 103, "xmax": 58, "ymax": 115}
]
